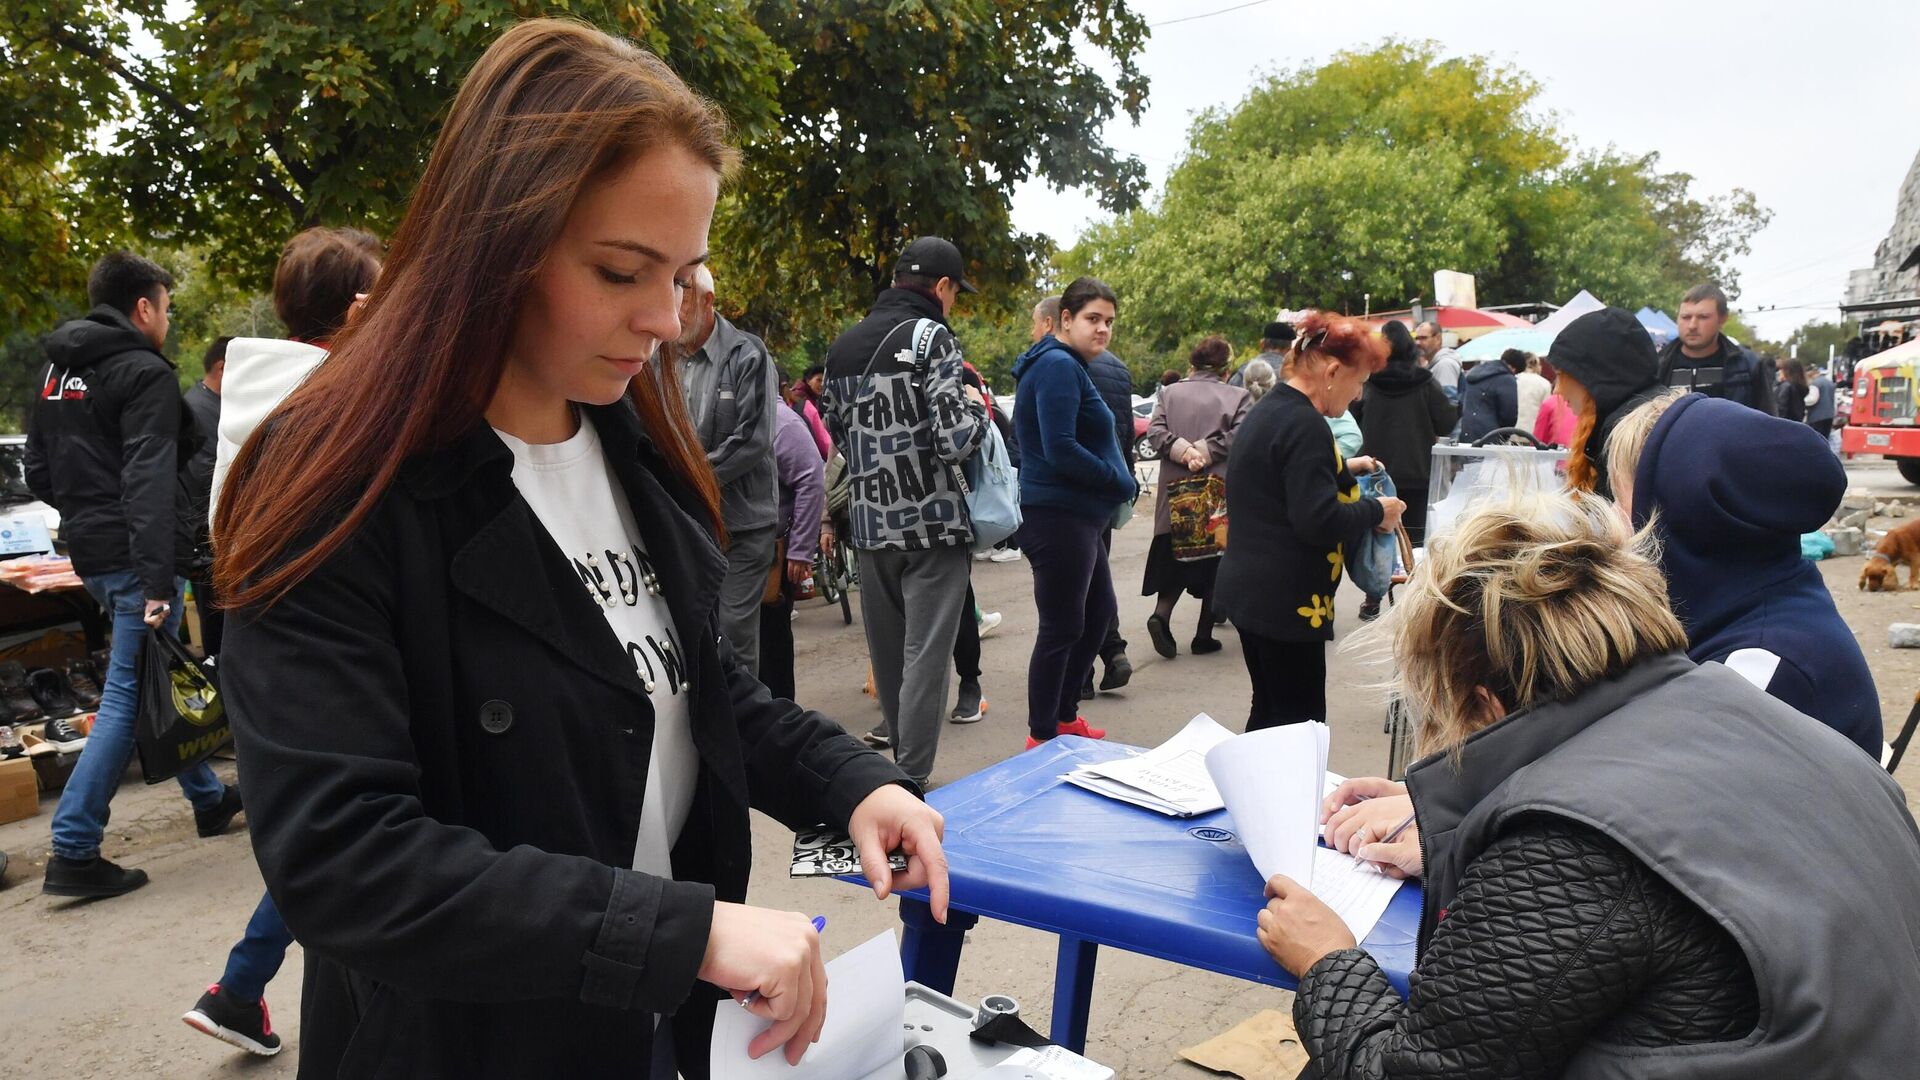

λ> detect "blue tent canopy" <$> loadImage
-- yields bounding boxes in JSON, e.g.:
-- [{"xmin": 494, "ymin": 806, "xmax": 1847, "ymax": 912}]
[{"xmin": 1635, "ymin": 307, "xmax": 1678, "ymax": 346}]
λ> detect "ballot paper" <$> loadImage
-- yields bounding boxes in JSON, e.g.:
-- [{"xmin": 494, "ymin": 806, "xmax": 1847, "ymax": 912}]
[
  {"xmin": 710, "ymin": 930, "xmax": 903, "ymax": 1080},
  {"xmin": 1061, "ymin": 713, "xmax": 1234, "ymax": 816},
  {"xmin": 1204, "ymin": 723, "xmax": 1403, "ymax": 942}
]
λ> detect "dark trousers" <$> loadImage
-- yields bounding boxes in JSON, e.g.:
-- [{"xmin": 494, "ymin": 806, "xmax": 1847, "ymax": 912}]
[
  {"xmin": 953, "ymin": 584, "xmax": 980, "ymax": 681},
  {"xmin": 220, "ymin": 890, "xmax": 296, "ymax": 1002},
  {"xmin": 1020, "ymin": 506, "xmax": 1116, "ymax": 740},
  {"xmin": 757, "ymin": 590, "xmax": 796, "ymax": 702},
  {"xmin": 1241, "ymin": 631, "xmax": 1327, "ymax": 731},
  {"xmin": 1810, "ymin": 418, "xmax": 1834, "ymax": 440},
  {"xmin": 190, "ymin": 573, "xmax": 224, "ymax": 656},
  {"xmin": 1096, "ymin": 529, "xmax": 1128, "ymax": 664},
  {"xmin": 1399, "ymin": 488, "xmax": 1432, "ymax": 549}
]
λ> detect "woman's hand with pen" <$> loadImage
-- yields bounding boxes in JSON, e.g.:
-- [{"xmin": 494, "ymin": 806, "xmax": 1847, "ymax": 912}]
[
  {"xmin": 699, "ymin": 903, "xmax": 828, "ymax": 1064},
  {"xmin": 1322, "ymin": 776, "xmax": 1424, "ymax": 879}
]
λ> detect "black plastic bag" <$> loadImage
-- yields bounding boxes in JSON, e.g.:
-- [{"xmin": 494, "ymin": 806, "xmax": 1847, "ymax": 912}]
[{"xmin": 135, "ymin": 631, "xmax": 230, "ymax": 784}]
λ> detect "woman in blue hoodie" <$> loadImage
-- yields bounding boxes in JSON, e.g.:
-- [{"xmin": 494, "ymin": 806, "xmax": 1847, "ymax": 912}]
[{"xmin": 1012, "ymin": 277, "xmax": 1137, "ymax": 748}]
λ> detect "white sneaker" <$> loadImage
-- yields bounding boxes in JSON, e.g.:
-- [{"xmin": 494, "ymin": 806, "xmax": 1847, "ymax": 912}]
[
  {"xmin": 988, "ymin": 548, "xmax": 1022, "ymax": 563},
  {"xmin": 977, "ymin": 611, "xmax": 1003, "ymax": 638},
  {"xmin": 972, "ymin": 550, "xmax": 993, "ymax": 561}
]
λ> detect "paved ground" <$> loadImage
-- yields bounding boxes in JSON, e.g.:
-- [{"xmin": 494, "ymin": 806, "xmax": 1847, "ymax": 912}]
[{"xmin": 2, "ymin": 461, "xmax": 1915, "ymax": 1077}]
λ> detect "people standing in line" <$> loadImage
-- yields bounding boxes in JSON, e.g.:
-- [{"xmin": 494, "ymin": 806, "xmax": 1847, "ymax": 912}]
[
  {"xmin": 27, "ymin": 251, "xmax": 244, "ymax": 900},
  {"xmin": 182, "ymin": 336, "xmax": 228, "ymax": 656},
  {"xmin": 1548, "ymin": 307, "xmax": 1665, "ymax": 499},
  {"xmin": 676, "ymin": 266, "xmax": 781, "ymax": 675},
  {"xmin": 186, "ymin": 225, "xmax": 385, "ymax": 1060},
  {"xmin": 1773, "ymin": 358, "xmax": 1810, "ymax": 423},
  {"xmin": 1352, "ymin": 321, "xmax": 1453, "ymax": 546},
  {"xmin": 1514, "ymin": 351, "xmax": 1552, "ymax": 434},
  {"xmin": 1215, "ymin": 313, "xmax": 1403, "ymax": 732},
  {"xmin": 1082, "ymin": 314, "xmax": 1138, "ymax": 698},
  {"xmin": 1240, "ymin": 357, "xmax": 1277, "ymax": 401},
  {"xmin": 788, "ymin": 361, "xmax": 833, "ymax": 459},
  {"xmin": 757, "ymin": 403, "xmax": 825, "ymax": 702},
  {"xmin": 1413, "ymin": 320, "xmax": 1462, "ymax": 403},
  {"xmin": 1807, "ymin": 363, "xmax": 1837, "ymax": 443},
  {"xmin": 822, "ymin": 235, "xmax": 989, "ymax": 786},
  {"xmin": 1605, "ymin": 391, "xmax": 1881, "ymax": 757},
  {"xmin": 1286, "ymin": 493, "xmax": 1920, "ymax": 1077},
  {"xmin": 216, "ymin": 24, "xmax": 948, "ymax": 1077},
  {"xmin": 1657, "ymin": 283, "xmax": 1775, "ymax": 414},
  {"xmin": 1230, "ymin": 321, "xmax": 1294, "ymax": 388},
  {"xmin": 1141, "ymin": 336, "xmax": 1248, "ymax": 658},
  {"xmin": 1456, "ymin": 352, "xmax": 1519, "ymax": 443},
  {"xmin": 1011, "ymin": 277, "xmax": 1135, "ymax": 748}
]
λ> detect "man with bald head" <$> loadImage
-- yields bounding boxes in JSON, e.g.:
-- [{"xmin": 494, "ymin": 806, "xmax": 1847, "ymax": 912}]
[{"xmin": 676, "ymin": 266, "xmax": 782, "ymax": 675}]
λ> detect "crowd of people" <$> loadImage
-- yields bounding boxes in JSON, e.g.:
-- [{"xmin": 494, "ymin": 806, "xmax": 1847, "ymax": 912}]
[{"xmin": 11, "ymin": 18, "xmax": 1920, "ymax": 1079}]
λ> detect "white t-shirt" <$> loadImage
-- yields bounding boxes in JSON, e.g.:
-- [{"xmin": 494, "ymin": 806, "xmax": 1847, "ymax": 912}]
[{"xmin": 494, "ymin": 416, "xmax": 697, "ymax": 879}]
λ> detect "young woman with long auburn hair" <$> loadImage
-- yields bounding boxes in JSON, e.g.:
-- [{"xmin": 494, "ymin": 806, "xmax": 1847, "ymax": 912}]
[{"xmin": 215, "ymin": 20, "xmax": 946, "ymax": 1078}]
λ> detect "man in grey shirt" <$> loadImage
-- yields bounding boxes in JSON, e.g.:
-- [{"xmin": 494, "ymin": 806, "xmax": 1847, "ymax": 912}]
[
  {"xmin": 1415, "ymin": 320, "xmax": 1463, "ymax": 404},
  {"xmin": 676, "ymin": 266, "xmax": 780, "ymax": 675}
]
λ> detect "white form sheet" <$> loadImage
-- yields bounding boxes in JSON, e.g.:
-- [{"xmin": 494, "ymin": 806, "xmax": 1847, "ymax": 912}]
[
  {"xmin": 1064, "ymin": 713, "xmax": 1233, "ymax": 816},
  {"xmin": 710, "ymin": 930, "xmax": 903, "ymax": 1080},
  {"xmin": 1205, "ymin": 723, "xmax": 1402, "ymax": 941}
]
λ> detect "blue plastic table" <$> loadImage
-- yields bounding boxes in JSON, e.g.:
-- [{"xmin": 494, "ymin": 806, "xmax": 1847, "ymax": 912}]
[{"xmin": 841, "ymin": 735, "xmax": 1421, "ymax": 1053}]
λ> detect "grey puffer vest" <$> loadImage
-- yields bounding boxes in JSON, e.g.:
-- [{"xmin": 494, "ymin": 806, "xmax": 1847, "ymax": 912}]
[{"xmin": 1406, "ymin": 653, "xmax": 1920, "ymax": 1078}]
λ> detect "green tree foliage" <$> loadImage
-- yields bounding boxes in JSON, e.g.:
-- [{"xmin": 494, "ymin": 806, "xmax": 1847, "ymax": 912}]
[
  {"xmin": 1784, "ymin": 319, "xmax": 1860, "ymax": 367},
  {"xmin": 1064, "ymin": 41, "xmax": 1771, "ymax": 367}
]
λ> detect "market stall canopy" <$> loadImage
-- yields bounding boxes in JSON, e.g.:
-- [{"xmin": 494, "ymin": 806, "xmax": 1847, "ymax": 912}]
[
  {"xmin": 1532, "ymin": 290, "xmax": 1607, "ymax": 337},
  {"xmin": 1457, "ymin": 327, "xmax": 1555, "ymax": 362},
  {"xmin": 1635, "ymin": 307, "xmax": 1679, "ymax": 347}
]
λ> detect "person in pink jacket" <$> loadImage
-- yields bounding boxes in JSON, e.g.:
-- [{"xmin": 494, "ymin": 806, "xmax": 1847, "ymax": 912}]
[
  {"xmin": 1534, "ymin": 391, "xmax": 1577, "ymax": 447},
  {"xmin": 788, "ymin": 363, "xmax": 833, "ymax": 459}
]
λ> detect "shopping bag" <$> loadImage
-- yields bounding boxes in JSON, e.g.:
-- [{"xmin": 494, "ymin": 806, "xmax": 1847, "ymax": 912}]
[
  {"xmin": 1349, "ymin": 470, "xmax": 1400, "ymax": 598},
  {"xmin": 959, "ymin": 421, "xmax": 1023, "ymax": 552},
  {"xmin": 134, "ymin": 631, "xmax": 230, "ymax": 784},
  {"xmin": 1167, "ymin": 475, "xmax": 1227, "ymax": 561}
]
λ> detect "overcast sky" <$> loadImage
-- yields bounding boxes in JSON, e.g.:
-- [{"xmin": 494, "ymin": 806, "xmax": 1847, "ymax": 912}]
[{"xmin": 1010, "ymin": 0, "xmax": 1920, "ymax": 340}]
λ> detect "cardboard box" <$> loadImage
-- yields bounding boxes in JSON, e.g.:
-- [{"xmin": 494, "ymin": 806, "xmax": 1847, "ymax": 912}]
[
  {"xmin": 0, "ymin": 755, "xmax": 38, "ymax": 824},
  {"xmin": 21, "ymin": 729, "xmax": 83, "ymax": 793}
]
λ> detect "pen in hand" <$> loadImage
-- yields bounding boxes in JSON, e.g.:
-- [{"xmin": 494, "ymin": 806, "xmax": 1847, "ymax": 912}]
[{"xmin": 739, "ymin": 916, "xmax": 827, "ymax": 1009}]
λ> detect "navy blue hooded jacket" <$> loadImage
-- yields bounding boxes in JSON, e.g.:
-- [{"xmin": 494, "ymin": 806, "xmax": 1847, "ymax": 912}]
[
  {"xmin": 1085, "ymin": 350, "xmax": 1136, "ymax": 466},
  {"xmin": 1632, "ymin": 393, "xmax": 1881, "ymax": 757},
  {"xmin": 1012, "ymin": 335, "xmax": 1135, "ymax": 520},
  {"xmin": 1457, "ymin": 361, "xmax": 1518, "ymax": 442}
]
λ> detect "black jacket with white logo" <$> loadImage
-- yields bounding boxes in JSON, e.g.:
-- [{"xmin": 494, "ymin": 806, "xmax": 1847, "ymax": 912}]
[{"xmin": 26, "ymin": 305, "xmax": 197, "ymax": 598}]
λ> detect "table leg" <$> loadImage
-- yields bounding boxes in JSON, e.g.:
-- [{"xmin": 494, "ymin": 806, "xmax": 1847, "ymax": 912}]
[
  {"xmin": 898, "ymin": 897, "xmax": 977, "ymax": 994},
  {"xmin": 1049, "ymin": 935, "xmax": 1098, "ymax": 1053}
]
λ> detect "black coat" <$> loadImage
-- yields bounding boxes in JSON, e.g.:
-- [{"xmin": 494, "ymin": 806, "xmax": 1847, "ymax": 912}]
[
  {"xmin": 1086, "ymin": 350, "xmax": 1136, "ymax": 466},
  {"xmin": 25, "ymin": 304, "xmax": 200, "ymax": 597},
  {"xmin": 223, "ymin": 402, "xmax": 911, "ymax": 1079},
  {"xmin": 1352, "ymin": 364, "xmax": 1455, "ymax": 488},
  {"xmin": 1215, "ymin": 384, "xmax": 1384, "ymax": 642},
  {"xmin": 1456, "ymin": 363, "xmax": 1517, "ymax": 443}
]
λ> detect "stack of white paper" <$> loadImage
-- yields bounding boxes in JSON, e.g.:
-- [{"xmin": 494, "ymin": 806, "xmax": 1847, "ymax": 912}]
[
  {"xmin": 710, "ymin": 930, "xmax": 903, "ymax": 1080},
  {"xmin": 1061, "ymin": 714, "xmax": 1235, "ymax": 816}
]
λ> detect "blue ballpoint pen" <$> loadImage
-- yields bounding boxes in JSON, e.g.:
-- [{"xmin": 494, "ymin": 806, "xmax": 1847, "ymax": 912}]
[{"xmin": 740, "ymin": 916, "xmax": 827, "ymax": 1008}]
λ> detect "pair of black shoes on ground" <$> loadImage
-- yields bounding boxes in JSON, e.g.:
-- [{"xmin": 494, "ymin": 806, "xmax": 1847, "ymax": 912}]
[
  {"xmin": 41, "ymin": 784, "xmax": 245, "ymax": 899},
  {"xmin": 1145, "ymin": 614, "xmax": 1220, "ymax": 659},
  {"xmin": 1078, "ymin": 652, "xmax": 1133, "ymax": 701},
  {"xmin": 0, "ymin": 657, "xmax": 104, "ymax": 724}
]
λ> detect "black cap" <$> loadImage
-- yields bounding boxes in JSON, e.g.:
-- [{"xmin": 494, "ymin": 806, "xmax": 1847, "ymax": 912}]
[
  {"xmin": 896, "ymin": 237, "xmax": 977, "ymax": 293},
  {"xmin": 1263, "ymin": 321, "xmax": 1295, "ymax": 342}
]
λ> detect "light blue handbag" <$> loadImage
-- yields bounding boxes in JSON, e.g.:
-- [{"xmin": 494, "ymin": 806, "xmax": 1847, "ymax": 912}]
[
  {"xmin": 1349, "ymin": 469, "xmax": 1399, "ymax": 598},
  {"xmin": 960, "ymin": 420, "xmax": 1022, "ymax": 552}
]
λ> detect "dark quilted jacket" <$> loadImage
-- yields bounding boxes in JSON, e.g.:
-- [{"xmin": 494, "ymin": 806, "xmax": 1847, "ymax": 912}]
[{"xmin": 1294, "ymin": 815, "xmax": 1757, "ymax": 1079}]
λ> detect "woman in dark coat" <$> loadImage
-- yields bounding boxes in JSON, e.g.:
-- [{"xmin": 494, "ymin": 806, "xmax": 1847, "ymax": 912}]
[
  {"xmin": 1214, "ymin": 313, "xmax": 1403, "ymax": 730},
  {"xmin": 1774, "ymin": 357, "xmax": 1809, "ymax": 423},
  {"xmin": 1141, "ymin": 336, "xmax": 1249, "ymax": 657},
  {"xmin": 1352, "ymin": 320, "xmax": 1454, "ymax": 545},
  {"xmin": 214, "ymin": 22, "xmax": 947, "ymax": 1079},
  {"xmin": 1268, "ymin": 492, "xmax": 1920, "ymax": 1078}
]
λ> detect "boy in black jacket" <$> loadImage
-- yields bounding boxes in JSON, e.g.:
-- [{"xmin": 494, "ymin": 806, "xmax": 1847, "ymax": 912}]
[{"xmin": 28, "ymin": 251, "xmax": 241, "ymax": 900}]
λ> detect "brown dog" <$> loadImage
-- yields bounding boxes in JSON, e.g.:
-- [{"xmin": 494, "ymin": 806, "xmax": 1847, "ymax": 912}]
[{"xmin": 1860, "ymin": 518, "xmax": 1920, "ymax": 591}]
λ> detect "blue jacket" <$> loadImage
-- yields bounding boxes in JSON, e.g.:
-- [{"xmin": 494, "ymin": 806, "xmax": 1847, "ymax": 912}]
[
  {"xmin": 1456, "ymin": 362, "xmax": 1517, "ymax": 442},
  {"xmin": 1633, "ymin": 393, "xmax": 1880, "ymax": 757},
  {"xmin": 1012, "ymin": 336, "xmax": 1135, "ymax": 520}
]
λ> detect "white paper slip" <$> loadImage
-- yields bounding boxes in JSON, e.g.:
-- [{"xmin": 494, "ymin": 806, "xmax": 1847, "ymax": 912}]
[
  {"xmin": 1064, "ymin": 714, "xmax": 1235, "ymax": 817},
  {"xmin": 1204, "ymin": 721, "xmax": 1329, "ymax": 885},
  {"xmin": 991, "ymin": 1045, "xmax": 1118, "ymax": 1079},
  {"xmin": 1311, "ymin": 846, "xmax": 1402, "ymax": 942},
  {"xmin": 710, "ymin": 930, "xmax": 903, "ymax": 1080}
]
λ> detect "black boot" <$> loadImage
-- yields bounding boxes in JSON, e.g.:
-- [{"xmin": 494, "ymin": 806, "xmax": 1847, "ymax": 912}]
[
  {"xmin": 1099, "ymin": 652, "xmax": 1133, "ymax": 690},
  {"xmin": 44, "ymin": 854, "xmax": 149, "ymax": 898},
  {"xmin": 195, "ymin": 784, "xmax": 246, "ymax": 838},
  {"xmin": 0, "ymin": 661, "xmax": 42, "ymax": 723},
  {"xmin": 27, "ymin": 668, "xmax": 81, "ymax": 719},
  {"xmin": 64, "ymin": 658, "xmax": 103, "ymax": 710}
]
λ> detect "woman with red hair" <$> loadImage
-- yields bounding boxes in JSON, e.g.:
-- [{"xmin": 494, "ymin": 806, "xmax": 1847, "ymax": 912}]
[{"xmin": 1215, "ymin": 313, "xmax": 1404, "ymax": 730}]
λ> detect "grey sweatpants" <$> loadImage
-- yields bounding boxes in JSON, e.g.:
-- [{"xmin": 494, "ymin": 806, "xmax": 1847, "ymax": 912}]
[
  {"xmin": 718, "ymin": 524, "xmax": 778, "ymax": 676},
  {"xmin": 859, "ymin": 543, "xmax": 971, "ymax": 785}
]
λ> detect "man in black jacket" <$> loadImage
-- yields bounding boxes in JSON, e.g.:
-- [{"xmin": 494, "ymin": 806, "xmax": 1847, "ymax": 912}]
[
  {"xmin": 1657, "ymin": 283, "xmax": 1775, "ymax": 414},
  {"xmin": 1080, "ymin": 323, "xmax": 1137, "ymax": 696},
  {"xmin": 27, "ymin": 252, "xmax": 241, "ymax": 899},
  {"xmin": 182, "ymin": 336, "xmax": 227, "ymax": 656}
]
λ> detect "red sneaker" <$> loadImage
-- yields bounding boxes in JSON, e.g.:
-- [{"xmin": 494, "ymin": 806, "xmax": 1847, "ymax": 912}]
[{"xmin": 1058, "ymin": 716, "xmax": 1106, "ymax": 740}]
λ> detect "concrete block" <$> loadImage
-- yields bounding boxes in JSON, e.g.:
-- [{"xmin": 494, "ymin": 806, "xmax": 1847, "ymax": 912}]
[
  {"xmin": 1843, "ymin": 488, "xmax": 1876, "ymax": 512},
  {"xmin": 1891, "ymin": 623, "xmax": 1920, "ymax": 649},
  {"xmin": 1829, "ymin": 527, "xmax": 1863, "ymax": 556},
  {"xmin": 1894, "ymin": 503, "xmax": 1910, "ymax": 519}
]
